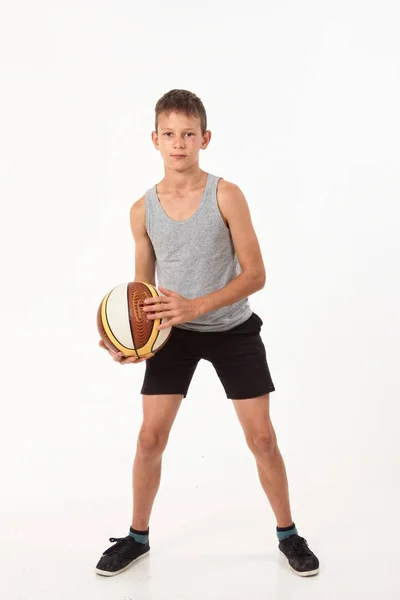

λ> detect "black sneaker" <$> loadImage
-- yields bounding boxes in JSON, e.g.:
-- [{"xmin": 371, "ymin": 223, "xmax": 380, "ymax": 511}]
[
  {"xmin": 279, "ymin": 534, "xmax": 319, "ymax": 577},
  {"xmin": 95, "ymin": 535, "xmax": 150, "ymax": 577}
]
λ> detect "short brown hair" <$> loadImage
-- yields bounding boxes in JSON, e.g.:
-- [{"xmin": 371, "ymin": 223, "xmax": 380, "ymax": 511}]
[{"xmin": 155, "ymin": 89, "xmax": 207, "ymax": 134}]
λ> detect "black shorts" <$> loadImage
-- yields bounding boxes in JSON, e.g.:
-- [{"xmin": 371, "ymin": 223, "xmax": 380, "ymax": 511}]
[{"xmin": 141, "ymin": 312, "xmax": 275, "ymax": 400}]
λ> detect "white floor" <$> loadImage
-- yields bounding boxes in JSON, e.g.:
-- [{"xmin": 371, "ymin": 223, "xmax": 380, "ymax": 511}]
[
  {"xmin": 2, "ymin": 390, "xmax": 399, "ymax": 600},
  {"xmin": 3, "ymin": 484, "xmax": 399, "ymax": 600}
]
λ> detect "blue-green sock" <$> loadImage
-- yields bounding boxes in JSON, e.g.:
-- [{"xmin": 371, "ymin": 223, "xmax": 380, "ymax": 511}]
[
  {"xmin": 129, "ymin": 526, "xmax": 149, "ymax": 544},
  {"xmin": 276, "ymin": 522, "xmax": 298, "ymax": 542}
]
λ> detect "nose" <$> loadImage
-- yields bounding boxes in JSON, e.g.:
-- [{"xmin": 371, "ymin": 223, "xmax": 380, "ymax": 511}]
[{"xmin": 173, "ymin": 135, "xmax": 186, "ymax": 149}]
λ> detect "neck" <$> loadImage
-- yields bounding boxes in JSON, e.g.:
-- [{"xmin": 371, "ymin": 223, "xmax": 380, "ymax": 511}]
[{"xmin": 161, "ymin": 163, "xmax": 206, "ymax": 192}]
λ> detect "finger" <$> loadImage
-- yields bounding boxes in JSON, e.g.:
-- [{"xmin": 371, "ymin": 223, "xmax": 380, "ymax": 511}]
[
  {"xmin": 122, "ymin": 354, "xmax": 154, "ymax": 364},
  {"xmin": 143, "ymin": 296, "xmax": 170, "ymax": 306},
  {"xmin": 124, "ymin": 355, "xmax": 143, "ymax": 363},
  {"xmin": 129, "ymin": 351, "xmax": 155, "ymax": 360},
  {"xmin": 119, "ymin": 355, "xmax": 134, "ymax": 364},
  {"xmin": 143, "ymin": 302, "xmax": 168, "ymax": 312},
  {"xmin": 158, "ymin": 285, "xmax": 178, "ymax": 297},
  {"xmin": 157, "ymin": 318, "xmax": 178, "ymax": 330},
  {"xmin": 157, "ymin": 285, "xmax": 172, "ymax": 295},
  {"xmin": 147, "ymin": 310, "xmax": 179, "ymax": 320}
]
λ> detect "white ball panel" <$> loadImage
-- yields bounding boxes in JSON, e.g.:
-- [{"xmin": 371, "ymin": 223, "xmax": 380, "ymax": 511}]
[
  {"xmin": 153, "ymin": 320, "xmax": 172, "ymax": 350},
  {"xmin": 106, "ymin": 283, "xmax": 135, "ymax": 349}
]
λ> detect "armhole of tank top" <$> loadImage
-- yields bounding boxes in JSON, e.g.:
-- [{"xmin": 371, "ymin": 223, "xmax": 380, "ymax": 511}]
[
  {"xmin": 213, "ymin": 177, "xmax": 230, "ymax": 230},
  {"xmin": 144, "ymin": 189, "xmax": 152, "ymax": 237}
]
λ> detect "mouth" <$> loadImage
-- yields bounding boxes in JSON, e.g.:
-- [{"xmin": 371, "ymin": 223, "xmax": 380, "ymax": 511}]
[{"xmin": 171, "ymin": 155, "xmax": 186, "ymax": 158}]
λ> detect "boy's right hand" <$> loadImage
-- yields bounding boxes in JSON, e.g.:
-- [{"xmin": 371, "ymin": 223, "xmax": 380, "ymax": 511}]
[{"xmin": 98, "ymin": 340, "xmax": 154, "ymax": 364}]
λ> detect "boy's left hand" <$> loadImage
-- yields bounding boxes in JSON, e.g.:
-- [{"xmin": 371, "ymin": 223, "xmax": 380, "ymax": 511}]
[{"xmin": 142, "ymin": 285, "xmax": 202, "ymax": 329}]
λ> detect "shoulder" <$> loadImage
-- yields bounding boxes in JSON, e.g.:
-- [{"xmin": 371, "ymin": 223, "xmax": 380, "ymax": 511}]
[
  {"xmin": 216, "ymin": 179, "xmax": 249, "ymax": 219},
  {"xmin": 217, "ymin": 178, "xmax": 242, "ymax": 197},
  {"xmin": 129, "ymin": 195, "xmax": 146, "ymax": 236},
  {"xmin": 130, "ymin": 194, "xmax": 145, "ymax": 215}
]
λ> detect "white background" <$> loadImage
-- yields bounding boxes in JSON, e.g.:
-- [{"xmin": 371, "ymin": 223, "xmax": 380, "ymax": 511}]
[{"xmin": 1, "ymin": 1, "xmax": 399, "ymax": 599}]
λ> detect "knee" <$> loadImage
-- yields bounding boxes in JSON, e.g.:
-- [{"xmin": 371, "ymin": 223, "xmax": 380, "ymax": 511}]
[
  {"xmin": 137, "ymin": 428, "xmax": 168, "ymax": 459},
  {"xmin": 248, "ymin": 429, "xmax": 277, "ymax": 456}
]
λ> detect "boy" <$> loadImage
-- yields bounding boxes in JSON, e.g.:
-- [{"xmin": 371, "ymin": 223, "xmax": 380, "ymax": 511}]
[{"xmin": 96, "ymin": 89, "xmax": 319, "ymax": 578}]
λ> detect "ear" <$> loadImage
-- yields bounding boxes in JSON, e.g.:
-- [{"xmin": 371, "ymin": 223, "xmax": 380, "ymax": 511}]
[
  {"xmin": 201, "ymin": 130, "xmax": 212, "ymax": 150},
  {"xmin": 151, "ymin": 130, "xmax": 159, "ymax": 150}
]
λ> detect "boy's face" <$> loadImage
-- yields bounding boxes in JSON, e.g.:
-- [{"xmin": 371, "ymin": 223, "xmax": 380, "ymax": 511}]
[{"xmin": 152, "ymin": 111, "xmax": 211, "ymax": 171}]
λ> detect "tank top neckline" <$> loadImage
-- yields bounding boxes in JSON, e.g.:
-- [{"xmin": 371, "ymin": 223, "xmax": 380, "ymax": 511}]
[{"xmin": 153, "ymin": 172, "xmax": 211, "ymax": 224}]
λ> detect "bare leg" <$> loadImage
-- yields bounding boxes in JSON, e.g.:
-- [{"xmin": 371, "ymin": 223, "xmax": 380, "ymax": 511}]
[
  {"xmin": 131, "ymin": 394, "xmax": 183, "ymax": 530},
  {"xmin": 232, "ymin": 394, "xmax": 293, "ymax": 528},
  {"xmin": 254, "ymin": 435, "xmax": 293, "ymax": 527}
]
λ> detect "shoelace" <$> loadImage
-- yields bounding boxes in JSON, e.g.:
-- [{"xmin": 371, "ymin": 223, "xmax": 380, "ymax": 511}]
[
  {"xmin": 286, "ymin": 536, "xmax": 313, "ymax": 557},
  {"xmin": 104, "ymin": 536, "xmax": 135, "ymax": 556}
]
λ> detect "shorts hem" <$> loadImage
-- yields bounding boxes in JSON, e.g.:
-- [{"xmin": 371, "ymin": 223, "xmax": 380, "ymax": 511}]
[
  {"xmin": 140, "ymin": 388, "xmax": 188, "ymax": 398},
  {"xmin": 228, "ymin": 386, "xmax": 275, "ymax": 400}
]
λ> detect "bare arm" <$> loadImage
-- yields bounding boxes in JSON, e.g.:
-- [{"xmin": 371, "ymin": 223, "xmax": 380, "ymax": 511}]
[
  {"xmin": 130, "ymin": 196, "xmax": 156, "ymax": 286},
  {"xmin": 99, "ymin": 196, "xmax": 156, "ymax": 363},
  {"xmin": 197, "ymin": 180, "xmax": 265, "ymax": 315}
]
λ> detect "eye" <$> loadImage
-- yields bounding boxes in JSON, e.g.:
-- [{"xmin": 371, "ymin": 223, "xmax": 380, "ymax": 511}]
[
  {"xmin": 163, "ymin": 132, "xmax": 172, "ymax": 136},
  {"xmin": 186, "ymin": 133, "xmax": 194, "ymax": 137}
]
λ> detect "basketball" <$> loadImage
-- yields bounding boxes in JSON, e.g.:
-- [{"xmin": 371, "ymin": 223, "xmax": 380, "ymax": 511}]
[{"xmin": 97, "ymin": 281, "xmax": 172, "ymax": 358}]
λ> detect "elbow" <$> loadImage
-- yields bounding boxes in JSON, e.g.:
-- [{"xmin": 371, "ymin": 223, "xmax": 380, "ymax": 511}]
[
  {"xmin": 257, "ymin": 271, "xmax": 266, "ymax": 290},
  {"xmin": 247, "ymin": 268, "xmax": 266, "ymax": 291}
]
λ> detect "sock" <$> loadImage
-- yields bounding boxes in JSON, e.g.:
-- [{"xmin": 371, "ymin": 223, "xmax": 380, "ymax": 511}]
[
  {"xmin": 129, "ymin": 526, "xmax": 149, "ymax": 544},
  {"xmin": 276, "ymin": 522, "xmax": 298, "ymax": 542}
]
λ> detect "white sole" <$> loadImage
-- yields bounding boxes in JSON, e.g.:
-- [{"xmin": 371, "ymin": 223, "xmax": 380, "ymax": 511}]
[
  {"xmin": 279, "ymin": 550, "xmax": 319, "ymax": 577},
  {"xmin": 96, "ymin": 549, "xmax": 150, "ymax": 577}
]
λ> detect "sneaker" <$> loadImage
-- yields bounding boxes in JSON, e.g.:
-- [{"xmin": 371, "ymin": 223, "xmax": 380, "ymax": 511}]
[
  {"xmin": 95, "ymin": 535, "xmax": 150, "ymax": 577},
  {"xmin": 279, "ymin": 534, "xmax": 319, "ymax": 577}
]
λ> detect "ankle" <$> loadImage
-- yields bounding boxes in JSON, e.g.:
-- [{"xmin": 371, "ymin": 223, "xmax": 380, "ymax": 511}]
[
  {"xmin": 129, "ymin": 525, "xmax": 149, "ymax": 544},
  {"xmin": 276, "ymin": 522, "xmax": 298, "ymax": 541},
  {"xmin": 131, "ymin": 522, "xmax": 149, "ymax": 531}
]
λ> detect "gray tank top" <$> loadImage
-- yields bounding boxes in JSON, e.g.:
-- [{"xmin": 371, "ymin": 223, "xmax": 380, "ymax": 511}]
[{"xmin": 144, "ymin": 172, "xmax": 252, "ymax": 332}]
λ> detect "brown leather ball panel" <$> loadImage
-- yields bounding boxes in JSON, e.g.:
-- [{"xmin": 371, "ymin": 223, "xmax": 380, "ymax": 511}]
[{"xmin": 128, "ymin": 282, "xmax": 155, "ymax": 349}]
